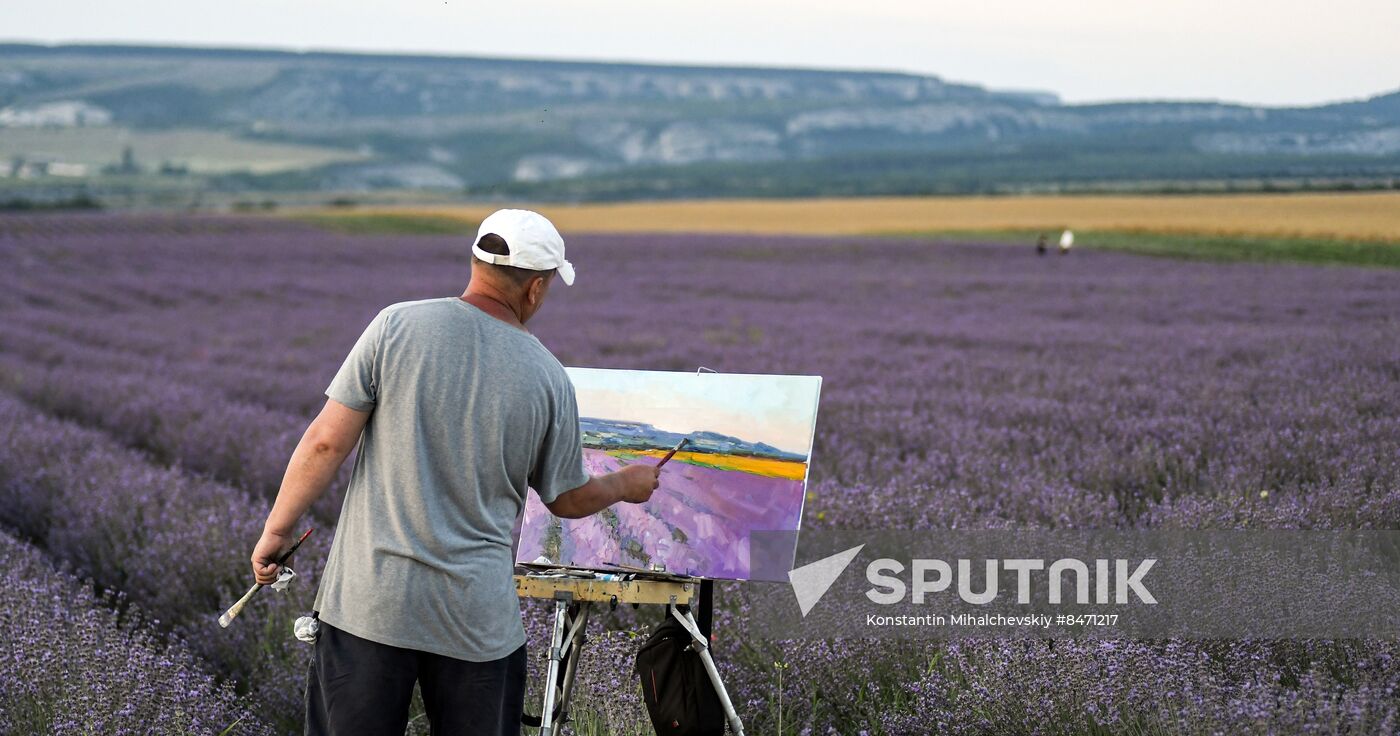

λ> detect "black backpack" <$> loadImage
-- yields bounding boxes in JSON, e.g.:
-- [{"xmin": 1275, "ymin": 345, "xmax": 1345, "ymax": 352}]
[{"xmin": 635, "ymin": 615, "xmax": 726, "ymax": 736}]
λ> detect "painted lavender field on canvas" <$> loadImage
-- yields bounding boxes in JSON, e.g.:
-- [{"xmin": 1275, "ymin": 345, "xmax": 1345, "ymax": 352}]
[{"xmin": 517, "ymin": 368, "xmax": 821, "ymax": 579}]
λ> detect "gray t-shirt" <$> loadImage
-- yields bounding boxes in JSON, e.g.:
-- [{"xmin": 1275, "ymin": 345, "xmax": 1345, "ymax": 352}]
[{"xmin": 313, "ymin": 296, "xmax": 590, "ymax": 661}]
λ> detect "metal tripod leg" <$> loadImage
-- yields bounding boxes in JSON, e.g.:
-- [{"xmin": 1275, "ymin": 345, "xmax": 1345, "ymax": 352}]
[
  {"xmin": 555, "ymin": 602, "xmax": 591, "ymax": 724},
  {"xmin": 537, "ymin": 597, "xmax": 592, "ymax": 736},
  {"xmin": 669, "ymin": 604, "xmax": 746, "ymax": 736},
  {"xmin": 538, "ymin": 598, "xmax": 568, "ymax": 736}
]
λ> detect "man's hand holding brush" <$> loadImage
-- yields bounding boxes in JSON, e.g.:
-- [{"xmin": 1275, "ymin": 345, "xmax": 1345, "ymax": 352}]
[
  {"xmin": 222, "ymin": 527, "xmax": 313, "ymax": 628},
  {"xmin": 253, "ymin": 527, "xmax": 303, "ymax": 585}
]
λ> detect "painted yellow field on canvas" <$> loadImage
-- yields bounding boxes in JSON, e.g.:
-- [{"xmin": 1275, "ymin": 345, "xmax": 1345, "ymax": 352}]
[
  {"xmin": 631, "ymin": 448, "xmax": 807, "ymax": 481},
  {"xmin": 332, "ymin": 191, "xmax": 1400, "ymax": 242}
]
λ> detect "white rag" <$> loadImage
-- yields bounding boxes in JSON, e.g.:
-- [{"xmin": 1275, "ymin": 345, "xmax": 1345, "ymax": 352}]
[
  {"xmin": 271, "ymin": 567, "xmax": 297, "ymax": 591},
  {"xmin": 294, "ymin": 615, "xmax": 320, "ymax": 643}
]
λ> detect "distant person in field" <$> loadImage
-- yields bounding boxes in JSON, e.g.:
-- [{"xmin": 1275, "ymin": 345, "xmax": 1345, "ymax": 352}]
[
  {"xmin": 1036, "ymin": 232, "xmax": 1048, "ymax": 256},
  {"xmin": 1059, "ymin": 229, "xmax": 1074, "ymax": 255},
  {"xmin": 250, "ymin": 209, "xmax": 659, "ymax": 736}
]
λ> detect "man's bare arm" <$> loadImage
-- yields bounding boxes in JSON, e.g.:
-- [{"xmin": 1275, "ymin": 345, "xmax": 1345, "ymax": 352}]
[
  {"xmin": 545, "ymin": 464, "xmax": 658, "ymax": 519},
  {"xmin": 251, "ymin": 398, "xmax": 370, "ymax": 584}
]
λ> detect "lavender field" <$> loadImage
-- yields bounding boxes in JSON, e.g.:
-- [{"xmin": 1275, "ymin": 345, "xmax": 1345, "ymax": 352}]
[{"xmin": 1, "ymin": 213, "xmax": 1398, "ymax": 734}]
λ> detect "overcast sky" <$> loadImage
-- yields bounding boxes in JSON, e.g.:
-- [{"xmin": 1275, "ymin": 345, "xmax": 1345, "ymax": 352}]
[{"xmin": 8, "ymin": 0, "xmax": 1398, "ymax": 107}]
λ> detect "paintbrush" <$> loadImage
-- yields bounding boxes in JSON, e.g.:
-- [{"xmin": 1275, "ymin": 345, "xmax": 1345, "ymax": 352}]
[
  {"xmin": 655, "ymin": 438, "xmax": 690, "ymax": 469},
  {"xmin": 219, "ymin": 527, "xmax": 313, "ymax": 628}
]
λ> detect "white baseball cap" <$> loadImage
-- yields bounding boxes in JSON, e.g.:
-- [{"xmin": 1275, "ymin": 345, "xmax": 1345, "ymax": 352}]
[{"xmin": 472, "ymin": 209, "xmax": 575, "ymax": 286}]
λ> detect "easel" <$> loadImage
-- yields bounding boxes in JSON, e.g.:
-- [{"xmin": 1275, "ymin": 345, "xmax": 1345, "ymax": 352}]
[{"xmin": 516, "ymin": 571, "xmax": 746, "ymax": 736}]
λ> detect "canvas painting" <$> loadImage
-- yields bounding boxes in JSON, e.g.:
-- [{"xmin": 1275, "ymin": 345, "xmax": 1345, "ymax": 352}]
[{"xmin": 516, "ymin": 367, "xmax": 822, "ymax": 581}]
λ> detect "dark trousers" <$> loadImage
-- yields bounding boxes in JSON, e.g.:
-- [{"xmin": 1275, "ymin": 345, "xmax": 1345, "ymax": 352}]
[{"xmin": 305, "ymin": 621, "xmax": 527, "ymax": 736}]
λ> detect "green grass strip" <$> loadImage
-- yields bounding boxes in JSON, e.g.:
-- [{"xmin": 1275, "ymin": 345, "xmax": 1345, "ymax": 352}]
[
  {"xmin": 881, "ymin": 228, "xmax": 1400, "ymax": 268},
  {"xmin": 293, "ymin": 212, "xmax": 476, "ymax": 236}
]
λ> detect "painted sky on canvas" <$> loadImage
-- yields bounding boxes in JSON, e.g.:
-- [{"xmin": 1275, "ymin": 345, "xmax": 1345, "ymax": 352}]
[
  {"xmin": 10, "ymin": 1, "xmax": 1398, "ymax": 106},
  {"xmin": 567, "ymin": 368, "xmax": 820, "ymax": 457}
]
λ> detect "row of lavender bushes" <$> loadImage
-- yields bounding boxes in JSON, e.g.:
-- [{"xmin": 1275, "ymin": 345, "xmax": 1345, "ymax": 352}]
[
  {"xmin": 0, "ymin": 351, "xmax": 350, "ymax": 521},
  {"xmin": 0, "ymin": 393, "xmax": 328, "ymax": 733},
  {"xmin": 0, "ymin": 529, "xmax": 271, "ymax": 734}
]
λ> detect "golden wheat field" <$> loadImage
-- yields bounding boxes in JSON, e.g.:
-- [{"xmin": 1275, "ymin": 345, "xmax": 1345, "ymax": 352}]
[{"xmin": 321, "ymin": 191, "xmax": 1400, "ymax": 241}]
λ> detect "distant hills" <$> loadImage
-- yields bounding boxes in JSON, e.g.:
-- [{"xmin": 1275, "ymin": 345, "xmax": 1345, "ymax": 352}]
[
  {"xmin": 580, "ymin": 417, "xmax": 806, "ymax": 462},
  {"xmin": 2, "ymin": 43, "xmax": 1399, "ymax": 203}
]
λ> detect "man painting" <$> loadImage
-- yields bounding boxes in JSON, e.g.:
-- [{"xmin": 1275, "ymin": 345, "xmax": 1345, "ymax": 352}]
[{"xmin": 251, "ymin": 209, "xmax": 659, "ymax": 735}]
